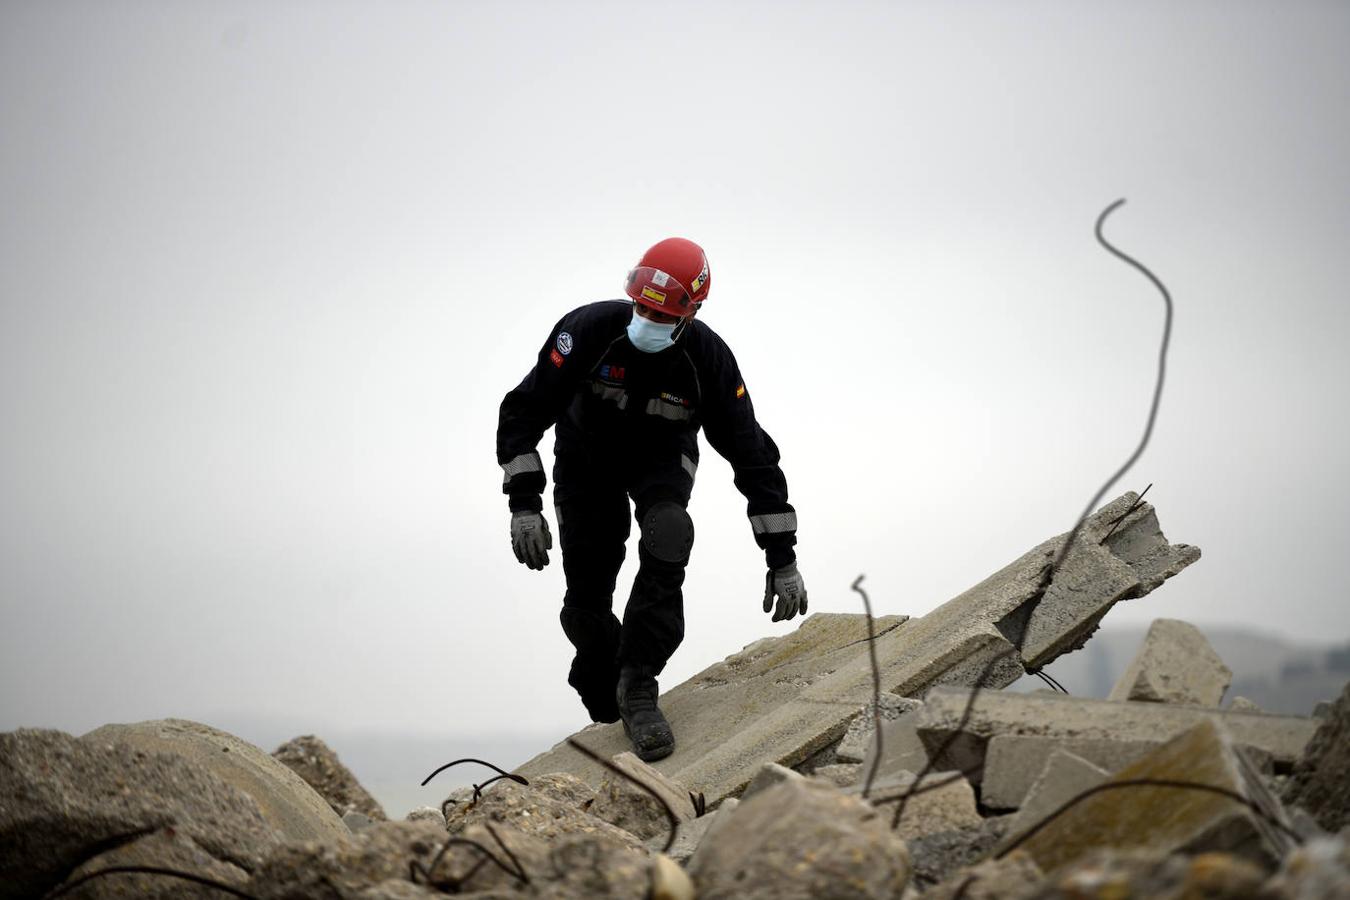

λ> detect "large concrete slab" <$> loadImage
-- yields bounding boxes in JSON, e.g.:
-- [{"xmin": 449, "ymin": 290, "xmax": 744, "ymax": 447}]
[
  {"xmin": 517, "ymin": 493, "xmax": 1199, "ymax": 805},
  {"xmin": 917, "ymin": 687, "xmax": 1318, "ymax": 785},
  {"xmin": 998, "ymin": 749, "xmax": 1109, "ymax": 847},
  {"xmin": 1014, "ymin": 719, "xmax": 1295, "ymax": 872},
  {"xmin": 1108, "ymin": 618, "xmax": 1233, "ymax": 706}
]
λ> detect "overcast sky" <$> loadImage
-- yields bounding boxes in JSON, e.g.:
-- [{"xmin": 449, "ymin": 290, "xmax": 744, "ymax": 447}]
[{"xmin": 2, "ymin": 1, "xmax": 1348, "ymax": 747}]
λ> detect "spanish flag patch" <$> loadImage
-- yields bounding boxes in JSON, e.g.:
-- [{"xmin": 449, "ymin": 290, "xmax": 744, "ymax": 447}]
[{"xmin": 735, "ymin": 384, "xmax": 746, "ymax": 399}]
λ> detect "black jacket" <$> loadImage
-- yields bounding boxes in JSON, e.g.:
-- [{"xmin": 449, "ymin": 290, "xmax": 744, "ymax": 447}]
[{"xmin": 497, "ymin": 300, "xmax": 797, "ymax": 567}]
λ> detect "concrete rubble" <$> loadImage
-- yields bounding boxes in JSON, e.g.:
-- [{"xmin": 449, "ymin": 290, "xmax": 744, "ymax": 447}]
[
  {"xmin": 9, "ymin": 491, "xmax": 1348, "ymax": 897},
  {"xmin": 273, "ymin": 733, "xmax": 388, "ymax": 821},
  {"xmin": 518, "ymin": 491, "xmax": 1200, "ymax": 804},
  {"xmin": 1107, "ymin": 617, "xmax": 1233, "ymax": 706}
]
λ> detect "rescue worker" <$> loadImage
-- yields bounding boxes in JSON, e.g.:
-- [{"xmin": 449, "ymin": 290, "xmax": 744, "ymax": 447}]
[{"xmin": 497, "ymin": 237, "xmax": 806, "ymax": 762}]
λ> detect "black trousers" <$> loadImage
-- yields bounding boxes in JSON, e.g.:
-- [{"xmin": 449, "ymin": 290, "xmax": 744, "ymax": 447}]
[{"xmin": 553, "ymin": 452, "xmax": 692, "ymax": 712}]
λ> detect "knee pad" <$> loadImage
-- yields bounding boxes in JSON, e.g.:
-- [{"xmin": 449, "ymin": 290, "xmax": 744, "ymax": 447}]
[{"xmin": 640, "ymin": 501, "xmax": 694, "ymax": 564}]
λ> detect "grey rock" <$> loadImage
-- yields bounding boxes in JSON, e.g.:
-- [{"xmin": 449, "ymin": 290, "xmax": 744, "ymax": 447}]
[
  {"xmin": 1108, "ymin": 618, "xmax": 1233, "ymax": 706},
  {"xmin": 405, "ymin": 806, "xmax": 446, "ymax": 828},
  {"xmin": 589, "ymin": 751, "xmax": 697, "ymax": 842},
  {"xmin": 83, "ymin": 719, "xmax": 348, "ymax": 843},
  {"xmin": 679, "ymin": 797, "xmax": 738, "ymax": 868},
  {"xmin": 906, "ymin": 816, "xmax": 1012, "ymax": 893},
  {"xmin": 1261, "ymin": 835, "xmax": 1350, "ymax": 900},
  {"xmin": 998, "ymin": 749, "xmax": 1109, "ymax": 850},
  {"xmin": 813, "ymin": 763, "xmax": 862, "ymax": 788},
  {"xmin": 917, "ymin": 686, "xmax": 1317, "ymax": 786},
  {"xmin": 60, "ymin": 826, "xmax": 251, "ymax": 900},
  {"xmin": 688, "ymin": 777, "xmax": 910, "ymax": 900},
  {"xmin": 516, "ymin": 493, "xmax": 1198, "ymax": 806},
  {"xmin": 1312, "ymin": 701, "xmax": 1332, "ymax": 719},
  {"xmin": 1025, "ymin": 847, "xmax": 1267, "ymax": 899},
  {"xmin": 844, "ymin": 771, "xmax": 982, "ymax": 841},
  {"xmin": 443, "ymin": 771, "xmax": 643, "ymax": 849},
  {"xmin": 740, "ymin": 761, "xmax": 802, "ymax": 799},
  {"xmin": 344, "ymin": 811, "xmax": 376, "ymax": 832},
  {"xmin": 1229, "ymin": 695, "xmax": 1265, "ymax": 714},
  {"xmin": 273, "ymin": 734, "xmax": 387, "ymax": 820},
  {"xmin": 246, "ymin": 820, "xmax": 448, "ymax": 899},
  {"xmin": 836, "ymin": 693, "xmax": 923, "ymax": 764},
  {"xmin": 0, "ymin": 728, "xmax": 278, "ymax": 900},
  {"xmin": 1282, "ymin": 679, "xmax": 1350, "ymax": 834},
  {"xmin": 861, "ymin": 714, "xmax": 940, "ymax": 787},
  {"xmin": 924, "ymin": 851, "xmax": 1044, "ymax": 900}
]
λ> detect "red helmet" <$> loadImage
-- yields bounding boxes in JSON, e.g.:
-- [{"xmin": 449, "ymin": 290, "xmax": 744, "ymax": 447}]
[{"xmin": 624, "ymin": 237, "xmax": 710, "ymax": 318}]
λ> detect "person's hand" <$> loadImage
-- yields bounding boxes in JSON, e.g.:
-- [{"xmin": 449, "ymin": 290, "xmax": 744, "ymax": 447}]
[
  {"xmin": 763, "ymin": 563, "xmax": 807, "ymax": 622},
  {"xmin": 510, "ymin": 511, "xmax": 552, "ymax": 570}
]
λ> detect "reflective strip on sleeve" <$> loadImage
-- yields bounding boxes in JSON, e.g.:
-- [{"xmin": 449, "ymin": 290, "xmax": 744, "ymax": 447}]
[
  {"xmin": 750, "ymin": 511, "xmax": 797, "ymax": 535},
  {"xmin": 501, "ymin": 451, "xmax": 543, "ymax": 484},
  {"xmin": 590, "ymin": 382, "xmax": 630, "ymax": 409},
  {"xmin": 681, "ymin": 454, "xmax": 698, "ymax": 480}
]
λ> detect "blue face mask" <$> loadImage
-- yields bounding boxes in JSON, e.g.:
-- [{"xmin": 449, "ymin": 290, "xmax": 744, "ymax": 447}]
[{"xmin": 627, "ymin": 312, "xmax": 678, "ymax": 353}]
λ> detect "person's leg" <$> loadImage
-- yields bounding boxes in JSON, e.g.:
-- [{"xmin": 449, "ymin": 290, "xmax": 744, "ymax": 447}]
[
  {"xmin": 555, "ymin": 472, "xmax": 631, "ymax": 723},
  {"xmin": 614, "ymin": 489, "xmax": 693, "ymax": 761}
]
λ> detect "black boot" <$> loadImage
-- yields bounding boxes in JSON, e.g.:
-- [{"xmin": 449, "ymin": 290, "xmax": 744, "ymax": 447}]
[{"xmin": 616, "ymin": 665, "xmax": 675, "ymax": 761}]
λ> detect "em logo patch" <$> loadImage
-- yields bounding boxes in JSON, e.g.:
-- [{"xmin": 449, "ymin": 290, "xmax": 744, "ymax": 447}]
[
  {"xmin": 556, "ymin": 332, "xmax": 573, "ymax": 355},
  {"xmin": 640, "ymin": 286, "xmax": 667, "ymax": 305}
]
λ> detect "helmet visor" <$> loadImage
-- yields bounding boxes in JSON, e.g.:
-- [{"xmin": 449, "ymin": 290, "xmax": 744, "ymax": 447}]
[{"xmin": 625, "ymin": 266, "xmax": 695, "ymax": 317}]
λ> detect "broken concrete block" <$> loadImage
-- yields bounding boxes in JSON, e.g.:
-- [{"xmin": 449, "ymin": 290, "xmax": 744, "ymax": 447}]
[
  {"xmin": 836, "ymin": 693, "xmax": 923, "ymax": 763},
  {"xmin": 982, "ymin": 732, "xmax": 1278, "ymax": 811},
  {"xmin": 741, "ymin": 761, "xmax": 802, "ymax": 800},
  {"xmin": 681, "ymin": 798, "xmax": 738, "ymax": 869},
  {"xmin": 1228, "ymin": 696, "xmax": 1264, "ymax": 714},
  {"xmin": 1014, "ymin": 719, "xmax": 1295, "ymax": 873},
  {"xmin": 688, "ymin": 778, "xmax": 910, "ymax": 900},
  {"xmin": 589, "ymin": 751, "xmax": 697, "ymax": 842},
  {"xmin": 273, "ymin": 734, "xmax": 387, "ymax": 821},
  {"xmin": 443, "ymin": 771, "xmax": 643, "ymax": 849},
  {"xmin": 905, "ymin": 816, "xmax": 1012, "ymax": 893},
  {"xmin": 859, "ymin": 710, "xmax": 947, "ymax": 789},
  {"xmin": 1108, "ymin": 618, "xmax": 1233, "ymax": 706},
  {"xmin": 845, "ymin": 771, "xmax": 983, "ymax": 841},
  {"xmin": 82, "ymin": 719, "xmax": 348, "ymax": 843},
  {"xmin": 998, "ymin": 749, "xmax": 1109, "ymax": 850},
  {"xmin": 1282, "ymin": 680, "xmax": 1350, "ymax": 834},
  {"xmin": 918, "ymin": 687, "xmax": 1317, "ymax": 787},
  {"xmin": 812, "ymin": 763, "xmax": 861, "ymax": 788},
  {"xmin": 922, "ymin": 851, "xmax": 1043, "ymax": 900},
  {"xmin": 983, "ymin": 734, "xmax": 1156, "ymax": 810},
  {"xmin": 517, "ymin": 493, "xmax": 1198, "ymax": 806}
]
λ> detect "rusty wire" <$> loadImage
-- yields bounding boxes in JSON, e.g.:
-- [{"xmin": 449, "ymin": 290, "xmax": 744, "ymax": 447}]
[
  {"xmin": 412, "ymin": 825, "xmax": 530, "ymax": 893},
  {"xmin": 42, "ymin": 866, "xmax": 261, "ymax": 899},
  {"xmin": 1099, "ymin": 482, "xmax": 1152, "ymax": 543},
  {"xmin": 851, "ymin": 574, "xmax": 886, "ymax": 800},
  {"xmin": 566, "ymin": 736, "xmax": 681, "ymax": 853},
  {"xmin": 421, "ymin": 757, "xmax": 529, "ymax": 789}
]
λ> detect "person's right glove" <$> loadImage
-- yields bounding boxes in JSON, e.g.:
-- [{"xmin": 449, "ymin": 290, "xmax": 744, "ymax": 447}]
[
  {"xmin": 763, "ymin": 562, "xmax": 807, "ymax": 622},
  {"xmin": 510, "ymin": 510, "xmax": 552, "ymax": 570}
]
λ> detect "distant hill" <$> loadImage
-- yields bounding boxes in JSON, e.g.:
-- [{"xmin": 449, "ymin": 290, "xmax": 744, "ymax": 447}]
[{"xmin": 1013, "ymin": 622, "xmax": 1349, "ymax": 715}]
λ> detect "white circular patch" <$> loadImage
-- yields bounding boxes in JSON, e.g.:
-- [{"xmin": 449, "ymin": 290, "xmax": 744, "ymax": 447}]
[{"xmin": 557, "ymin": 332, "xmax": 574, "ymax": 355}]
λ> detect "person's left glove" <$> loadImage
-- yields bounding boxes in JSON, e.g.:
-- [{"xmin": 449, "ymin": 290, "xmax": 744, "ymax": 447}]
[
  {"xmin": 510, "ymin": 510, "xmax": 553, "ymax": 570},
  {"xmin": 763, "ymin": 562, "xmax": 807, "ymax": 622}
]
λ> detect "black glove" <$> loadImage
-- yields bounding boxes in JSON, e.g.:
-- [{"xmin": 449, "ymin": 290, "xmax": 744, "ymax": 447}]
[
  {"xmin": 510, "ymin": 511, "xmax": 552, "ymax": 570},
  {"xmin": 763, "ymin": 562, "xmax": 807, "ymax": 622}
]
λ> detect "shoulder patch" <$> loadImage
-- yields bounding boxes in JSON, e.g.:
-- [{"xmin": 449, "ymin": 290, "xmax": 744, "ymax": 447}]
[
  {"xmin": 550, "ymin": 348, "xmax": 565, "ymax": 368},
  {"xmin": 735, "ymin": 383, "xmax": 747, "ymax": 399},
  {"xmin": 556, "ymin": 332, "xmax": 574, "ymax": 355}
]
